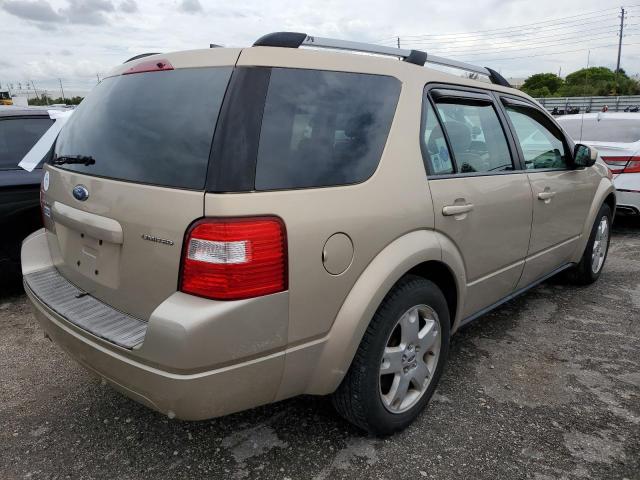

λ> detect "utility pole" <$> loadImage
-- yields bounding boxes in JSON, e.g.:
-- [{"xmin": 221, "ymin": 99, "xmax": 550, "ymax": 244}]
[
  {"xmin": 58, "ymin": 78, "xmax": 66, "ymax": 101},
  {"xmin": 615, "ymin": 6, "xmax": 625, "ymax": 93},
  {"xmin": 397, "ymin": 37, "xmax": 400, "ymax": 49},
  {"xmin": 30, "ymin": 79, "xmax": 39, "ymax": 100},
  {"xmin": 96, "ymin": 73, "xmax": 101, "ymax": 84}
]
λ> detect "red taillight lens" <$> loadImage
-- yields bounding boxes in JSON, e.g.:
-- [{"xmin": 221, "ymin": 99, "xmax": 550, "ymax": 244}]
[
  {"xmin": 622, "ymin": 158, "xmax": 640, "ymax": 173},
  {"xmin": 123, "ymin": 59, "xmax": 173, "ymax": 75},
  {"xmin": 180, "ymin": 217, "xmax": 287, "ymax": 300},
  {"xmin": 601, "ymin": 156, "xmax": 630, "ymax": 174}
]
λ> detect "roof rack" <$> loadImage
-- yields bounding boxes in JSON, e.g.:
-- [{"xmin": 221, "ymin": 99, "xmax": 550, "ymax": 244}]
[{"xmin": 253, "ymin": 32, "xmax": 511, "ymax": 88}]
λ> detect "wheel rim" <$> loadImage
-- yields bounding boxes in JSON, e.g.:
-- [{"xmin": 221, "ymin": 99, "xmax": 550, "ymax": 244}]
[
  {"xmin": 379, "ymin": 304, "xmax": 442, "ymax": 414},
  {"xmin": 591, "ymin": 215, "xmax": 610, "ymax": 274}
]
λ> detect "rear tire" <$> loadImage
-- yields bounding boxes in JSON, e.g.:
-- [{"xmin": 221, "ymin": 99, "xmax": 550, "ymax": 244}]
[
  {"xmin": 566, "ymin": 203, "xmax": 612, "ymax": 285},
  {"xmin": 331, "ymin": 275, "xmax": 450, "ymax": 436}
]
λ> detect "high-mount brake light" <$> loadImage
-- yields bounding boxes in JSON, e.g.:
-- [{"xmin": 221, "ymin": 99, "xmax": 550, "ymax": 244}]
[
  {"xmin": 123, "ymin": 59, "xmax": 174, "ymax": 75},
  {"xmin": 180, "ymin": 217, "xmax": 287, "ymax": 300}
]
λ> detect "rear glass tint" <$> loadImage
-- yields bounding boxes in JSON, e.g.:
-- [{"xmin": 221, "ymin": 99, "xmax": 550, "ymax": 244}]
[
  {"xmin": 0, "ymin": 117, "xmax": 53, "ymax": 169},
  {"xmin": 255, "ymin": 69, "xmax": 401, "ymax": 190},
  {"xmin": 559, "ymin": 117, "xmax": 640, "ymax": 143},
  {"xmin": 54, "ymin": 67, "xmax": 232, "ymax": 189}
]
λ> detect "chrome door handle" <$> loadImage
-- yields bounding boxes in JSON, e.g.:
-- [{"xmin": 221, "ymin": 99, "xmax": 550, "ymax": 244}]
[
  {"xmin": 537, "ymin": 191, "xmax": 556, "ymax": 201},
  {"xmin": 442, "ymin": 204, "xmax": 474, "ymax": 216}
]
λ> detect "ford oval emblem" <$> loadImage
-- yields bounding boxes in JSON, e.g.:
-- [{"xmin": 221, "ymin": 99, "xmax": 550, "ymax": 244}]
[{"xmin": 72, "ymin": 185, "xmax": 89, "ymax": 201}]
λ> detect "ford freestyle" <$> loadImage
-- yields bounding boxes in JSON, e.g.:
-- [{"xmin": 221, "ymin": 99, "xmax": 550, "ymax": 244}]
[{"xmin": 21, "ymin": 32, "xmax": 615, "ymax": 435}]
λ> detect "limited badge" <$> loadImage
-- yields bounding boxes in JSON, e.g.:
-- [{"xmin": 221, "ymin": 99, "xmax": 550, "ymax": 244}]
[{"xmin": 43, "ymin": 171, "xmax": 50, "ymax": 191}]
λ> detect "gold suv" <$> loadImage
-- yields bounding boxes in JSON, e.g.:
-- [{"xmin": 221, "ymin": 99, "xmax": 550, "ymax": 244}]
[{"xmin": 22, "ymin": 32, "xmax": 615, "ymax": 435}]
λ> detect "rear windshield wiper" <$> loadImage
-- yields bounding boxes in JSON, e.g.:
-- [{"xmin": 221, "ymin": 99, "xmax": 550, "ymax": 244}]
[{"xmin": 52, "ymin": 155, "xmax": 96, "ymax": 166}]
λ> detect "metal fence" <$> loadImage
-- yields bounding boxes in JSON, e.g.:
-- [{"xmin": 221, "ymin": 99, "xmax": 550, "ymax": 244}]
[{"xmin": 535, "ymin": 95, "xmax": 640, "ymax": 114}]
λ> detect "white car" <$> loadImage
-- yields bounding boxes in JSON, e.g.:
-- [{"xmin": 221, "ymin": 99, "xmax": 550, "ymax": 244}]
[{"xmin": 558, "ymin": 112, "xmax": 640, "ymax": 216}]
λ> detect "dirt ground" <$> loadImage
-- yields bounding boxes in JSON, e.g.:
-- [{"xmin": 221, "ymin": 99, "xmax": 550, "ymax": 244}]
[{"xmin": 1, "ymin": 217, "xmax": 638, "ymax": 480}]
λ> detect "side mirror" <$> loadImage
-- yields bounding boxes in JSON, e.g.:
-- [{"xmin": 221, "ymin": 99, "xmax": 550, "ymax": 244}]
[{"xmin": 573, "ymin": 143, "xmax": 597, "ymax": 168}]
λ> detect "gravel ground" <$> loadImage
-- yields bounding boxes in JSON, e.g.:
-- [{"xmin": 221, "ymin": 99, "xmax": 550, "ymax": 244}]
[{"xmin": 1, "ymin": 218, "xmax": 639, "ymax": 480}]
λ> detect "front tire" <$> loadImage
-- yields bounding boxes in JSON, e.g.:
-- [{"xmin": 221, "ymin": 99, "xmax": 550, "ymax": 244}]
[
  {"xmin": 567, "ymin": 203, "xmax": 612, "ymax": 285},
  {"xmin": 331, "ymin": 275, "xmax": 450, "ymax": 436}
]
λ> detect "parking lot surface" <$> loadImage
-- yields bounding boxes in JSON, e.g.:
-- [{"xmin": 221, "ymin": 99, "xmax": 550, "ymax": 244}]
[{"xmin": 1, "ymin": 219, "xmax": 639, "ymax": 480}]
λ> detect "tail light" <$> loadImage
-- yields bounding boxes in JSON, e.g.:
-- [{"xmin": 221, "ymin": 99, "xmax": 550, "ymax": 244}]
[
  {"xmin": 179, "ymin": 217, "xmax": 287, "ymax": 300},
  {"xmin": 622, "ymin": 157, "xmax": 640, "ymax": 173},
  {"xmin": 602, "ymin": 156, "xmax": 640, "ymax": 174}
]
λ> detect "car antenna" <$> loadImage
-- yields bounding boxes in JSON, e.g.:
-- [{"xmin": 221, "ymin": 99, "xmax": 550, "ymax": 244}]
[{"xmin": 579, "ymin": 49, "xmax": 590, "ymax": 143}]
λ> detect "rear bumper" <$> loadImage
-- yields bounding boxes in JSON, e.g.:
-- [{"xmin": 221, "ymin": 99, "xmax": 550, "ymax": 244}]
[
  {"xmin": 21, "ymin": 229, "xmax": 287, "ymax": 420},
  {"xmin": 615, "ymin": 189, "xmax": 640, "ymax": 215}
]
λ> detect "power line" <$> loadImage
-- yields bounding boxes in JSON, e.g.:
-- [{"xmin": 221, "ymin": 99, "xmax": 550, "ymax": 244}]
[
  {"xmin": 459, "ymin": 40, "xmax": 640, "ymax": 62},
  {"xmin": 402, "ymin": 26, "xmax": 624, "ymax": 54},
  {"xmin": 391, "ymin": 19, "xmax": 622, "ymax": 45},
  {"xmin": 421, "ymin": 29, "xmax": 635, "ymax": 56},
  {"xmin": 397, "ymin": 7, "xmax": 623, "ymax": 39}
]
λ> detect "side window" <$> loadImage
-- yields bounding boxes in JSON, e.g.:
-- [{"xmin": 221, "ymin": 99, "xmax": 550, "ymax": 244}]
[
  {"xmin": 254, "ymin": 68, "xmax": 401, "ymax": 190},
  {"xmin": 421, "ymin": 100, "xmax": 454, "ymax": 175},
  {"xmin": 0, "ymin": 118, "xmax": 53, "ymax": 170},
  {"xmin": 435, "ymin": 101, "xmax": 513, "ymax": 173},
  {"xmin": 505, "ymin": 106, "xmax": 568, "ymax": 170}
]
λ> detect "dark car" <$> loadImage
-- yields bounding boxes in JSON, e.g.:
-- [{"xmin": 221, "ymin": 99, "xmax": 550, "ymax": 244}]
[{"xmin": 0, "ymin": 106, "xmax": 54, "ymax": 288}]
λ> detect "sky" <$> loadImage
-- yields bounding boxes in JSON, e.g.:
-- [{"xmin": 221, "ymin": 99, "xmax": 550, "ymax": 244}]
[{"xmin": 0, "ymin": 0, "xmax": 638, "ymax": 95}]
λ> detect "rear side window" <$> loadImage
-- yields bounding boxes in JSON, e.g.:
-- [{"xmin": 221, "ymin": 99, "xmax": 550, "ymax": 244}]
[
  {"xmin": 54, "ymin": 67, "xmax": 232, "ymax": 189},
  {"xmin": 421, "ymin": 101, "xmax": 454, "ymax": 175},
  {"xmin": 0, "ymin": 118, "xmax": 53, "ymax": 170},
  {"xmin": 254, "ymin": 69, "xmax": 401, "ymax": 190},
  {"xmin": 434, "ymin": 101, "xmax": 513, "ymax": 173}
]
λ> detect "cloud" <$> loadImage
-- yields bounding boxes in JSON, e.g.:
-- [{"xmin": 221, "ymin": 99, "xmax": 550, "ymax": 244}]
[
  {"xmin": 178, "ymin": 0, "xmax": 202, "ymax": 14},
  {"xmin": 60, "ymin": 49, "xmax": 73, "ymax": 56},
  {"xmin": 119, "ymin": 0, "xmax": 137, "ymax": 13},
  {"xmin": 60, "ymin": 0, "xmax": 115, "ymax": 25},
  {"xmin": 1, "ymin": 0, "xmax": 64, "ymax": 23},
  {"xmin": 24, "ymin": 57, "xmax": 109, "ymax": 79}
]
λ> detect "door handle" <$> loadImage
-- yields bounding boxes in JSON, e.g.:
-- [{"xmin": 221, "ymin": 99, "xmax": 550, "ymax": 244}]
[
  {"xmin": 537, "ymin": 191, "xmax": 556, "ymax": 201},
  {"xmin": 442, "ymin": 204, "xmax": 474, "ymax": 216}
]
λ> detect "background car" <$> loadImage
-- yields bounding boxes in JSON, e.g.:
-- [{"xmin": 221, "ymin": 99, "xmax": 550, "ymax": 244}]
[
  {"xmin": 558, "ymin": 112, "xmax": 640, "ymax": 216},
  {"xmin": 0, "ymin": 106, "xmax": 54, "ymax": 289}
]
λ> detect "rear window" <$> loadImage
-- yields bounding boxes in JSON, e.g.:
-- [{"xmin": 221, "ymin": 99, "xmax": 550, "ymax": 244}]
[
  {"xmin": 559, "ymin": 117, "xmax": 640, "ymax": 143},
  {"xmin": 54, "ymin": 67, "xmax": 232, "ymax": 189},
  {"xmin": 255, "ymin": 69, "xmax": 401, "ymax": 190},
  {"xmin": 0, "ymin": 117, "xmax": 53, "ymax": 170}
]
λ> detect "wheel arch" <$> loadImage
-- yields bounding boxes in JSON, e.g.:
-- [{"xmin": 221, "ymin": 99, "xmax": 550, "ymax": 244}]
[
  {"xmin": 301, "ymin": 229, "xmax": 466, "ymax": 395},
  {"xmin": 571, "ymin": 178, "xmax": 616, "ymax": 264}
]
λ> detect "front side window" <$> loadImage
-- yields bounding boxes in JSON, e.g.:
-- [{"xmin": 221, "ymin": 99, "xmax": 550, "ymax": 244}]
[
  {"xmin": 433, "ymin": 101, "xmax": 513, "ymax": 173},
  {"xmin": 0, "ymin": 117, "xmax": 53, "ymax": 170},
  {"xmin": 506, "ymin": 106, "xmax": 568, "ymax": 170},
  {"xmin": 254, "ymin": 68, "xmax": 401, "ymax": 190}
]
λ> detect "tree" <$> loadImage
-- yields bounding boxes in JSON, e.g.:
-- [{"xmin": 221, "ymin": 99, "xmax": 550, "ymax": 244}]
[
  {"xmin": 560, "ymin": 66, "xmax": 640, "ymax": 96},
  {"xmin": 521, "ymin": 73, "xmax": 563, "ymax": 97},
  {"xmin": 28, "ymin": 95, "xmax": 83, "ymax": 106}
]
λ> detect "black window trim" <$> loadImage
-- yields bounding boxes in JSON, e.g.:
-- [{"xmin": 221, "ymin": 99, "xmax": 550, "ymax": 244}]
[
  {"xmin": 421, "ymin": 82, "xmax": 524, "ymax": 180},
  {"xmin": 495, "ymin": 92, "xmax": 578, "ymax": 173}
]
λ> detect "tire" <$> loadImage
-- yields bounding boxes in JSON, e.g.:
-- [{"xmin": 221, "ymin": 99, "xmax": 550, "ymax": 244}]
[
  {"xmin": 566, "ymin": 203, "xmax": 612, "ymax": 285},
  {"xmin": 331, "ymin": 275, "xmax": 450, "ymax": 436}
]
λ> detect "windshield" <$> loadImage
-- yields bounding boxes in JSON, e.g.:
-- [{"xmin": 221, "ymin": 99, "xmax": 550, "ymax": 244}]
[
  {"xmin": 560, "ymin": 117, "xmax": 640, "ymax": 143},
  {"xmin": 54, "ymin": 67, "xmax": 232, "ymax": 189}
]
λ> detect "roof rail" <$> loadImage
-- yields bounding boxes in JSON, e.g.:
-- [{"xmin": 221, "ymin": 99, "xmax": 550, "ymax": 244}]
[{"xmin": 253, "ymin": 32, "xmax": 512, "ymax": 88}]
